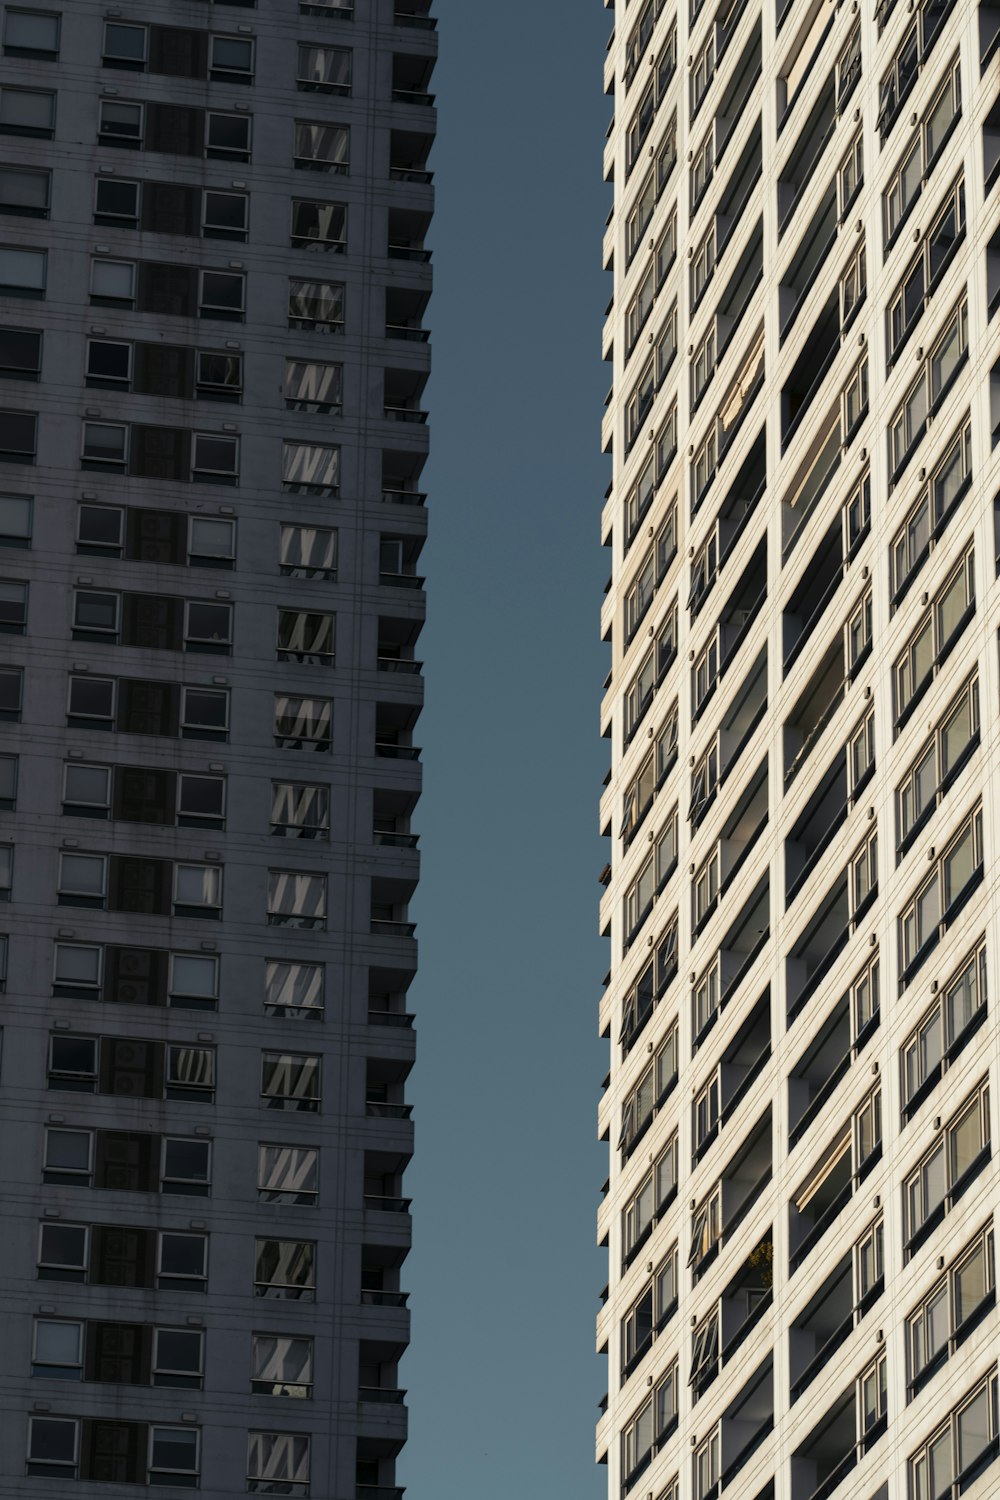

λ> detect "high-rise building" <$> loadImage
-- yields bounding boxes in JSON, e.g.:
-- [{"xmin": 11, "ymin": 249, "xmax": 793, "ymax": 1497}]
[
  {"xmin": 598, "ymin": 1, "xmax": 999, "ymax": 1497},
  {"xmin": 0, "ymin": 0, "xmax": 433, "ymax": 1493}
]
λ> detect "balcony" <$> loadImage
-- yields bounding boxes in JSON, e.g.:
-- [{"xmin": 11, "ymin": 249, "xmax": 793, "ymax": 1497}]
[
  {"xmin": 789, "ymin": 1254, "xmax": 854, "ymax": 1403},
  {"xmin": 783, "ymin": 637, "xmax": 845, "ymax": 790},
  {"xmin": 785, "ymin": 750, "xmax": 848, "ymax": 906},
  {"xmin": 786, "ymin": 873, "xmax": 849, "ymax": 1023},
  {"xmin": 783, "ymin": 518, "xmax": 843, "ymax": 676},
  {"xmin": 690, "ymin": 1109, "xmax": 771, "ymax": 1281},
  {"xmin": 387, "ymin": 207, "xmax": 432, "ymax": 263},
  {"xmin": 391, "ymin": 51, "xmax": 435, "ymax": 106},
  {"xmin": 394, "ymin": 0, "xmax": 435, "ymax": 26},
  {"xmin": 780, "ymin": 183, "xmax": 838, "ymax": 342},
  {"xmin": 389, "ymin": 129, "xmax": 434, "ymax": 182},
  {"xmin": 386, "ymin": 287, "xmax": 430, "ymax": 343},
  {"xmin": 781, "ymin": 293, "xmax": 840, "ymax": 453},
  {"xmin": 777, "ymin": 74, "xmax": 835, "ymax": 235}
]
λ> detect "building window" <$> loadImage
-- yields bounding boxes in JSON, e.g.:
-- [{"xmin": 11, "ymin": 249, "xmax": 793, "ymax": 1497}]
[
  {"xmin": 271, "ymin": 782, "xmax": 330, "ymax": 839},
  {"xmin": 203, "ymin": 189, "xmax": 249, "ymax": 241},
  {"xmin": 279, "ymin": 524, "xmax": 337, "ymax": 579},
  {"xmin": 903, "ymin": 1077, "xmax": 991, "ymax": 1254},
  {"xmin": 294, "ymin": 120, "xmax": 349, "ymax": 172},
  {"xmin": 254, "ymin": 1239, "xmax": 316, "ymax": 1300},
  {"xmin": 0, "ymin": 752, "xmax": 16, "ymax": 806},
  {"xmin": 205, "ymin": 110, "xmax": 251, "ymax": 161},
  {"xmin": 284, "ymin": 359, "xmax": 343, "ymax": 412},
  {"xmin": 102, "ymin": 22, "xmax": 146, "ymax": 67},
  {"xmin": 890, "ymin": 417, "xmax": 971, "ymax": 603},
  {"xmin": 898, "ymin": 803, "xmax": 983, "ymax": 981},
  {"xmin": 264, "ymin": 960, "xmax": 324, "ymax": 1020},
  {"xmin": 148, "ymin": 1427, "xmax": 199, "ymax": 1487},
  {"xmin": 210, "ymin": 33, "xmax": 255, "ymax": 82},
  {"xmin": 57, "ymin": 853, "xmax": 107, "ymax": 909},
  {"xmin": 32, "ymin": 1317, "xmax": 83, "ymax": 1378},
  {"xmin": 0, "ymin": 85, "xmax": 54, "ymax": 137},
  {"xmin": 184, "ymin": 599, "xmax": 233, "ymax": 652},
  {"xmin": 246, "ymin": 1432, "xmax": 310, "ymax": 1495},
  {"xmin": 174, "ymin": 862, "xmax": 223, "ymax": 918},
  {"xmin": 0, "ymin": 165, "xmax": 49, "ymax": 218},
  {"xmin": 893, "ymin": 544, "xmax": 975, "ymax": 727},
  {"xmin": 258, "ymin": 1145, "xmax": 319, "ymax": 1206},
  {"xmin": 4, "ymin": 10, "xmax": 59, "ymax": 57},
  {"xmin": 907, "ymin": 1223, "xmax": 994, "ymax": 1396},
  {"xmin": 169, "ymin": 953, "xmax": 219, "ymax": 1011},
  {"xmin": 282, "ymin": 441, "xmax": 340, "ymax": 495},
  {"xmin": 901, "ymin": 940, "xmax": 987, "ymax": 1117},
  {"xmin": 0, "ymin": 662, "xmax": 22, "ymax": 720},
  {"xmin": 274, "ymin": 695, "xmax": 332, "ymax": 752},
  {"xmin": 276, "ymin": 609, "xmax": 335, "ymax": 665},
  {"xmin": 251, "ymin": 1336, "xmax": 314, "ymax": 1398},
  {"xmin": 888, "ymin": 296, "xmax": 968, "ymax": 482},
  {"xmin": 0, "ymin": 408, "xmax": 36, "ymax": 462},
  {"xmin": 90, "ymin": 257, "xmax": 135, "ymax": 305},
  {"xmin": 153, "ymin": 1327, "xmax": 204, "ymax": 1386},
  {"xmin": 260, "ymin": 1052, "xmax": 321, "ymax": 1113},
  {"xmin": 288, "ymin": 278, "xmax": 344, "ymax": 330},
  {"xmin": 297, "ymin": 43, "xmax": 351, "ymax": 91},
  {"xmin": 198, "ymin": 271, "xmax": 245, "ymax": 321},
  {"xmin": 0, "ymin": 326, "xmax": 41, "ymax": 380},
  {"xmin": 165, "ymin": 1044, "xmax": 216, "ymax": 1101},
  {"xmin": 26, "ymin": 1416, "xmax": 79, "ymax": 1478},
  {"xmin": 0, "ymin": 577, "xmax": 26, "ymax": 633},
  {"xmin": 907, "ymin": 1369, "xmax": 999, "ymax": 1498},
  {"xmin": 896, "ymin": 673, "xmax": 979, "ymax": 852},
  {"xmin": 98, "ymin": 99, "xmax": 142, "ymax": 147},
  {"xmin": 267, "ymin": 871, "xmax": 327, "ymax": 930}
]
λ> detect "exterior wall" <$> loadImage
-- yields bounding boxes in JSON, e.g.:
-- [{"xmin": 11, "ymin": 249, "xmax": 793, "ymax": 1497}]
[
  {"xmin": 0, "ymin": 0, "xmax": 433, "ymax": 1494},
  {"xmin": 599, "ymin": 0, "xmax": 1000, "ymax": 1497}
]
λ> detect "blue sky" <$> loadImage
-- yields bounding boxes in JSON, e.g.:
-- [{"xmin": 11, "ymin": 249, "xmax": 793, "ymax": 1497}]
[{"xmin": 399, "ymin": 2, "xmax": 613, "ymax": 1495}]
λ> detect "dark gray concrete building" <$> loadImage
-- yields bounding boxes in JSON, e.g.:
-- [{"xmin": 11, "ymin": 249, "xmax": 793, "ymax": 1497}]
[{"xmin": 0, "ymin": 0, "xmax": 433, "ymax": 1492}]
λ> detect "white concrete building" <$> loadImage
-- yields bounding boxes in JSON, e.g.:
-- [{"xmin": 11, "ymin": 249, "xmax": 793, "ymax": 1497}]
[
  {"xmin": 0, "ymin": 0, "xmax": 433, "ymax": 1494},
  {"xmin": 597, "ymin": 0, "xmax": 1000, "ymax": 1497}
]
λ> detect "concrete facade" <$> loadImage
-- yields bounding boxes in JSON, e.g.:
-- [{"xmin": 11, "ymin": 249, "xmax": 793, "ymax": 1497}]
[
  {"xmin": 598, "ymin": 0, "xmax": 1000, "ymax": 1497},
  {"xmin": 0, "ymin": 0, "xmax": 433, "ymax": 1494}
]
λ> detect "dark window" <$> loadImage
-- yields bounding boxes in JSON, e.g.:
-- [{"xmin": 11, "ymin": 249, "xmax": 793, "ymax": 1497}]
[
  {"xmin": 99, "ymin": 1037, "xmax": 164, "ymax": 1098},
  {"xmin": 0, "ymin": 165, "xmax": 49, "ymax": 217},
  {"xmin": 114, "ymin": 766, "xmax": 175, "ymax": 825},
  {"xmin": 109, "ymin": 856, "xmax": 172, "ymax": 915},
  {"xmin": 91, "ymin": 1225, "xmax": 155, "ymax": 1288},
  {"xmin": 0, "ymin": 578, "xmax": 25, "ymax": 631},
  {"xmin": 0, "ymin": 663, "xmax": 24, "ymax": 718},
  {"xmin": 98, "ymin": 100, "xmax": 142, "ymax": 147},
  {"xmin": 205, "ymin": 111, "xmax": 251, "ymax": 160},
  {"xmin": 0, "ymin": 327, "xmax": 40, "ymax": 379},
  {"xmin": 86, "ymin": 340, "xmax": 131, "ymax": 387},
  {"xmin": 4, "ymin": 11, "xmax": 60, "ymax": 59},
  {"xmin": 122, "ymin": 594, "xmax": 184, "ymax": 650},
  {"xmin": 95, "ymin": 1132, "xmax": 158, "ymax": 1192},
  {"xmin": 140, "ymin": 182, "xmax": 200, "ymax": 237},
  {"xmin": 0, "ymin": 493, "xmax": 27, "ymax": 546},
  {"xmin": 94, "ymin": 175, "xmax": 142, "ymax": 225},
  {"xmin": 119, "ymin": 678, "xmax": 181, "ymax": 736},
  {"xmin": 102, "ymin": 23, "xmax": 147, "ymax": 69},
  {"xmin": 149, "ymin": 24, "xmax": 209, "ymax": 78},
  {"xmin": 0, "ymin": 86, "xmax": 55, "ymax": 138},
  {"xmin": 77, "ymin": 504, "xmax": 124, "ymax": 555},
  {"xmin": 126, "ymin": 508, "xmax": 187, "ymax": 563},
  {"xmin": 134, "ymin": 345, "xmax": 196, "ymax": 400},
  {"xmin": 85, "ymin": 1321, "xmax": 152, "ymax": 1385},
  {"xmin": 202, "ymin": 189, "xmax": 248, "ymax": 240},
  {"xmin": 81, "ymin": 1419, "xmax": 145, "ymax": 1483},
  {"xmin": 0, "ymin": 407, "xmax": 36, "ymax": 461},
  {"xmin": 138, "ymin": 262, "xmax": 198, "ymax": 318},
  {"xmin": 0, "ymin": 245, "xmax": 45, "ymax": 295},
  {"xmin": 146, "ymin": 101, "xmax": 203, "ymax": 157},
  {"xmin": 199, "ymin": 269, "xmax": 245, "ymax": 320},
  {"xmin": 103, "ymin": 945, "xmax": 169, "ymax": 1006}
]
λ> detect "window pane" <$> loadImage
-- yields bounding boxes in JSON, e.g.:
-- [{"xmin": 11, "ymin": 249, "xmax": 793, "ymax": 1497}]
[
  {"xmin": 0, "ymin": 246, "xmax": 45, "ymax": 288},
  {"xmin": 953, "ymin": 1239, "xmax": 989, "ymax": 1326}
]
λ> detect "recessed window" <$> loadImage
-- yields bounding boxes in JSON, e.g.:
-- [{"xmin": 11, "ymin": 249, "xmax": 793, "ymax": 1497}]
[
  {"xmin": 4, "ymin": 10, "xmax": 60, "ymax": 58},
  {"xmin": 48, "ymin": 1033, "xmax": 98, "ymax": 1090},
  {"xmin": 251, "ymin": 1332, "xmax": 314, "ymax": 1394},
  {"xmin": 42, "ymin": 1129, "xmax": 92, "ymax": 1186},
  {"xmin": 90, "ymin": 257, "xmax": 135, "ymax": 305},
  {"xmin": 271, "ymin": 782, "xmax": 330, "ymax": 839},
  {"xmin": 0, "ymin": 752, "xmax": 17, "ymax": 806},
  {"xmin": 297, "ymin": 43, "xmax": 351, "ymax": 92},
  {"xmin": 0, "ymin": 86, "xmax": 54, "ymax": 138},
  {"xmin": 279, "ymin": 523, "xmax": 337, "ymax": 578},
  {"xmin": 195, "ymin": 351, "xmax": 242, "ymax": 403},
  {"xmin": 191, "ymin": 432, "xmax": 239, "ymax": 482},
  {"xmin": 181, "ymin": 684, "xmax": 229, "ymax": 740},
  {"xmin": 288, "ymin": 277, "xmax": 344, "ymax": 330},
  {"xmin": 102, "ymin": 22, "xmax": 147, "ymax": 68},
  {"xmin": 158, "ymin": 1231, "xmax": 208, "ymax": 1290},
  {"xmin": 98, "ymin": 99, "xmax": 143, "ymax": 147},
  {"xmin": 276, "ymin": 608, "xmax": 335, "ymax": 665},
  {"xmin": 199, "ymin": 269, "xmax": 245, "ymax": 320},
  {"xmin": 0, "ymin": 245, "xmax": 45, "ymax": 296},
  {"xmin": 0, "ymin": 327, "xmax": 41, "ymax": 380},
  {"xmin": 0, "ymin": 409, "xmax": 36, "ymax": 462},
  {"xmin": 274, "ymin": 694, "xmax": 332, "ymax": 751},
  {"xmin": 153, "ymin": 1325, "xmax": 205, "ymax": 1383},
  {"xmin": 202, "ymin": 188, "xmax": 248, "ymax": 241},
  {"xmin": 62, "ymin": 763, "xmax": 111, "ymax": 817},
  {"xmin": 81, "ymin": 421, "xmax": 127, "ymax": 469},
  {"xmin": 290, "ymin": 197, "xmax": 346, "ymax": 249},
  {"xmin": 32, "ymin": 1318, "xmax": 84, "ymax": 1378},
  {"xmin": 205, "ymin": 111, "xmax": 251, "ymax": 160},
  {"xmin": 0, "ymin": 492, "xmax": 30, "ymax": 546},
  {"xmin": 267, "ymin": 870, "xmax": 327, "ymax": 929},
  {"xmin": 284, "ymin": 359, "xmax": 343, "ymax": 411},
  {"xmin": 254, "ymin": 1238, "xmax": 316, "ymax": 1300},
  {"xmin": 189, "ymin": 515, "xmax": 236, "ymax": 565},
  {"xmin": 77, "ymin": 503, "xmax": 124, "ymax": 555},
  {"xmin": 0, "ymin": 664, "xmax": 22, "ymax": 720},
  {"xmin": 27, "ymin": 1414, "xmax": 80, "ymax": 1476},
  {"xmin": 260, "ymin": 1051, "xmax": 321, "ymax": 1111},
  {"xmin": 67, "ymin": 673, "xmax": 116, "ymax": 726},
  {"xmin": 177, "ymin": 773, "xmax": 226, "ymax": 826},
  {"xmin": 57, "ymin": 852, "xmax": 107, "ymax": 907},
  {"xmin": 86, "ymin": 339, "xmax": 131, "ymax": 387},
  {"xmin": 0, "ymin": 164, "xmax": 49, "ymax": 217},
  {"xmin": 282, "ymin": 441, "xmax": 340, "ymax": 494},
  {"xmin": 209, "ymin": 33, "xmax": 254, "ymax": 81},
  {"xmin": 264, "ymin": 959, "xmax": 324, "ymax": 1019},
  {"xmin": 173, "ymin": 862, "xmax": 223, "ymax": 917},
  {"xmin": 0, "ymin": 841, "xmax": 12, "ymax": 898},
  {"xmin": 166, "ymin": 1043, "xmax": 215, "ymax": 1100},
  {"xmin": 294, "ymin": 120, "xmax": 349, "ymax": 172},
  {"xmin": 94, "ymin": 177, "xmax": 140, "ymax": 226},
  {"xmin": 169, "ymin": 952, "xmax": 219, "ymax": 1010},
  {"xmin": 246, "ymin": 1432, "xmax": 310, "ymax": 1495},
  {"xmin": 52, "ymin": 942, "xmax": 102, "ymax": 995}
]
